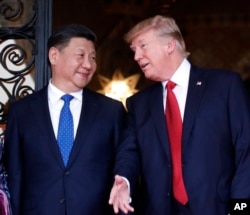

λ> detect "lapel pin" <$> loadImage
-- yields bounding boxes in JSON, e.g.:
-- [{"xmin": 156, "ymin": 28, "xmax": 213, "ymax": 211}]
[{"xmin": 196, "ymin": 81, "xmax": 202, "ymax": 86}]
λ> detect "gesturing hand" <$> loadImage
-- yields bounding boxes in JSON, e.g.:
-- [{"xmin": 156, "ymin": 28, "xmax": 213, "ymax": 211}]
[{"xmin": 109, "ymin": 175, "xmax": 134, "ymax": 214}]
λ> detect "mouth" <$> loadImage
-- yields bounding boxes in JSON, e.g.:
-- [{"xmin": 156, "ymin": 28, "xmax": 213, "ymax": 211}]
[
  {"xmin": 140, "ymin": 63, "xmax": 149, "ymax": 70},
  {"xmin": 77, "ymin": 72, "xmax": 90, "ymax": 79}
]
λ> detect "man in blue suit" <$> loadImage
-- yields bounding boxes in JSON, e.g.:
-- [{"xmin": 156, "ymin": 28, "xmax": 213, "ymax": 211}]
[
  {"xmin": 4, "ymin": 24, "xmax": 126, "ymax": 215},
  {"xmin": 109, "ymin": 15, "xmax": 250, "ymax": 215}
]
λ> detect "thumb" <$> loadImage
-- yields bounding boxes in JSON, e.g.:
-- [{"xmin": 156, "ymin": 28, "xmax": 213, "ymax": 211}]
[{"xmin": 114, "ymin": 175, "xmax": 124, "ymax": 185}]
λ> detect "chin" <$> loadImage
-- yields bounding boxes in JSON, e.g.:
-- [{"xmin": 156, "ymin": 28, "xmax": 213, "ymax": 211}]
[
  {"xmin": 75, "ymin": 81, "xmax": 89, "ymax": 89},
  {"xmin": 144, "ymin": 73, "xmax": 154, "ymax": 81}
]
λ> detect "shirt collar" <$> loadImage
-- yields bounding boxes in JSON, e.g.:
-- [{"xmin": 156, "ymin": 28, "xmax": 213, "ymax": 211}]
[
  {"xmin": 162, "ymin": 58, "xmax": 191, "ymax": 88},
  {"xmin": 48, "ymin": 80, "xmax": 83, "ymax": 104}
]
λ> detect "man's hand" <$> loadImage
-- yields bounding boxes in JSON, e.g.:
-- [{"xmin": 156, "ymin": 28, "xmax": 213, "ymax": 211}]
[{"xmin": 109, "ymin": 175, "xmax": 134, "ymax": 214}]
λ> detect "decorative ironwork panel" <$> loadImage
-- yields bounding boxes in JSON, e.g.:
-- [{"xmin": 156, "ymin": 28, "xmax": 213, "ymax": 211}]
[{"xmin": 0, "ymin": 0, "xmax": 52, "ymax": 135}]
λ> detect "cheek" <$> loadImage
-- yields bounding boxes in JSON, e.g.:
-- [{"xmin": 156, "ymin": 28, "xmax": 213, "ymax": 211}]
[
  {"xmin": 59, "ymin": 57, "xmax": 75, "ymax": 68},
  {"xmin": 155, "ymin": 51, "xmax": 166, "ymax": 64},
  {"xmin": 91, "ymin": 62, "xmax": 97, "ymax": 71}
]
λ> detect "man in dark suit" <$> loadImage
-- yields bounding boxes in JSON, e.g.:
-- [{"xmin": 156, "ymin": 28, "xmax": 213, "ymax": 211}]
[
  {"xmin": 109, "ymin": 15, "xmax": 250, "ymax": 215},
  {"xmin": 4, "ymin": 24, "xmax": 126, "ymax": 215}
]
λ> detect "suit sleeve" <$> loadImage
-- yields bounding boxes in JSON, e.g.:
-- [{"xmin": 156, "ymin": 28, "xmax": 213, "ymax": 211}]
[
  {"xmin": 114, "ymin": 98, "xmax": 141, "ymax": 192},
  {"xmin": 229, "ymin": 73, "xmax": 250, "ymax": 198},
  {"xmin": 3, "ymin": 103, "xmax": 22, "ymax": 215}
]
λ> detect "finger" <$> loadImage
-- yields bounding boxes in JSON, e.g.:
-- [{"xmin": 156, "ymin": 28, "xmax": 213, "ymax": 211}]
[
  {"xmin": 109, "ymin": 179, "xmax": 121, "ymax": 204},
  {"xmin": 119, "ymin": 201, "xmax": 128, "ymax": 214},
  {"xmin": 119, "ymin": 201, "xmax": 135, "ymax": 214},
  {"xmin": 125, "ymin": 204, "xmax": 134, "ymax": 213},
  {"xmin": 112, "ymin": 198, "xmax": 120, "ymax": 214},
  {"xmin": 109, "ymin": 187, "xmax": 116, "ymax": 204},
  {"xmin": 113, "ymin": 204, "xmax": 119, "ymax": 214}
]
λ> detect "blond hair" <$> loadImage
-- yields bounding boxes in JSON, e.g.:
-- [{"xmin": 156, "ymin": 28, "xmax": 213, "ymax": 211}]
[{"xmin": 124, "ymin": 15, "xmax": 190, "ymax": 57}]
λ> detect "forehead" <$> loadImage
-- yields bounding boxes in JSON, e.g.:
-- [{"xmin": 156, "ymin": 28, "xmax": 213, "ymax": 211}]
[
  {"xmin": 68, "ymin": 37, "xmax": 95, "ymax": 49},
  {"xmin": 130, "ymin": 29, "xmax": 156, "ymax": 46}
]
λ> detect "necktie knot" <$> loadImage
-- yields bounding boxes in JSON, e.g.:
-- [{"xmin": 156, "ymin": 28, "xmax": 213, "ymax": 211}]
[
  {"xmin": 61, "ymin": 94, "xmax": 74, "ymax": 104},
  {"xmin": 166, "ymin": 80, "xmax": 176, "ymax": 91}
]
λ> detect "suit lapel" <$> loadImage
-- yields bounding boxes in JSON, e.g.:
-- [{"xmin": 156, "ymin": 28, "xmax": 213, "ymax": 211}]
[
  {"xmin": 149, "ymin": 83, "xmax": 171, "ymax": 161},
  {"xmin": 182, "ymin": 66, "xmax": 206, "ymax": 151},
  {"xmin": 29, "ymin": 87, "xmax": 65, "ymax": 167}
]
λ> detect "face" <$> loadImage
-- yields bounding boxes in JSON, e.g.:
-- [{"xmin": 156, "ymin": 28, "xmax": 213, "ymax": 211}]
[
  {"xmin": 130, "ymin": 29, "xmax": 172, "ymax": 81},
  {"xmin": 49, "ymin": 37, "xmax": 96, "ymax": 92}
]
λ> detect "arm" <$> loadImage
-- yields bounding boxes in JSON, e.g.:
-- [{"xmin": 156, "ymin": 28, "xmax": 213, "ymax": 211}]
[
  {"xmin": 3, "ymin": 104, "xmax": 22, "ymax": 215},
  {"xmin": 110, "ymin": 98, "xmax": 141, "ymax": 214},
  {"xmin": 229, "ymin": 73, "xmax": 250, "ymax": 198}
]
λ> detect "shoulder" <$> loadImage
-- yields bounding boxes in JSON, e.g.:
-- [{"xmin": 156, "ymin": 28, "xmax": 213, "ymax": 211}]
[
  {"xmin": 191, "ymin": 64, "xmax": 242, "ymax": 81},
  {"xmin": 83, "ymin": 88, "xmax": 124, "ymax": 109},
  {"xmin": 127, "ymin": 82, "xmax": 162, "ymax": 103},
  {"xmin": 124, "ymin": 82, "xmax": 163, "ymax": 112},
  {"xmin": 190, "ymin": 65, "xmax": 247, "ymax": 98},
  {"xmin": 8, "ymin": 86, "xmax": 48, "ymax": 109},
  {"xmin": 129, "ymin": 82, "xmax": 161, "ymax": 98}
]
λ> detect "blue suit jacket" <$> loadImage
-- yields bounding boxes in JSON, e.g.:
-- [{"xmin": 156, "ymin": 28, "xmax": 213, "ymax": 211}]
[
  {"xmin": 115, "ymin": 65, "xmax": 250, "ymax": 215},
  {"xmin": 4, "ymin": 86, "xmax": 126, "ymax": 215}
]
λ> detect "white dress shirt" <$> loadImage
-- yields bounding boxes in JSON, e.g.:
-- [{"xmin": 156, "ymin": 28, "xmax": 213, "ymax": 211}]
[
  {"xmin": 162, "ymin": 58, "xmax": 191, "ymax": 121},
  {"xmin": 48, "ymin": 81, "xmax": 82, "ymax": 139}
]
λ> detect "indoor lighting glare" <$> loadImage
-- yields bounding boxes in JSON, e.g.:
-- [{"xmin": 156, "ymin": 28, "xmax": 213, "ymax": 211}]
[
  {"xmin": 105, "ymin": 80, "xmax": 134, "ymax": 103},
  {"xmin": 98, "ymin": 69, "xmax": 140, "ymax": 106}
]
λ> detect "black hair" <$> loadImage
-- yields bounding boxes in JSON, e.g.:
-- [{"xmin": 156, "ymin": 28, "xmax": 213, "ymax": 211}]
[{"xmin": 47, "ymin": 24, "xmax": 97, "ymax": 51}]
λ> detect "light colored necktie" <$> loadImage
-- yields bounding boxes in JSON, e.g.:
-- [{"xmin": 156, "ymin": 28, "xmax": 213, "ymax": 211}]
[
  {"xmin": 57, "ymin": 94, "xmax": 74, "ymax": 166},
  {"xmin": 165, "ymin": 81, "xmax": 188, "ymax": 205}
]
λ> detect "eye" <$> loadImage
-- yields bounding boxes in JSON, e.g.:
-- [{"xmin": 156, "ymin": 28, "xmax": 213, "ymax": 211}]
[
  {"xmin": 77, "ymin": 53, "xmax": 84, "ymax": 57},
  {"xmin": 90, "ymin": 55, "xmax": 96, "ymax": 61},
  {"xmin": 140, "ymin": 43, "xmax": 147, "ymax": 49}
]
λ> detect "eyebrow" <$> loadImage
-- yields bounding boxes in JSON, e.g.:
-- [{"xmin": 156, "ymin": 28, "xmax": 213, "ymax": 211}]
[
  {"xmin": 77, "ymin": 47, "xmax": 96, "ymax": 54},
  {"xmin": 130, "ymin": 38, "xmax": 146, "ymax": 49}
]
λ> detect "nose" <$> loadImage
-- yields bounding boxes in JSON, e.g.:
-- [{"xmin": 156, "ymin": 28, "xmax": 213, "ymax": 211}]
[
  {"xmin": 81, "ymin": 57, "xmax": 92, "ymax": 69},
  {"xmin": 134, "ymin": 49, "xmax": 142, "ymax": 62}
]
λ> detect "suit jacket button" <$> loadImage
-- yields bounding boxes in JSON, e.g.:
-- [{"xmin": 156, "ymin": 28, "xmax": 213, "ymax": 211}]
[
  {"xmin": 65, "ymin": 171, "xmax": 70, "ymax": 175},
  {"xmin": 60, "ymin": 198, "xmax": 65, "ymax": 203}
]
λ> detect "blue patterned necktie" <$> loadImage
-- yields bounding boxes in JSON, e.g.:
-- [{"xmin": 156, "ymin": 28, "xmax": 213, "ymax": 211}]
[{"xmin": 57, "ymin": 94, "xmax": 74, "ymax": 166}]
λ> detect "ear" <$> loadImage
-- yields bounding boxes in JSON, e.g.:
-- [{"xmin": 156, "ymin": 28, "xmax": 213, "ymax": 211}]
[
  {"xmin": 48, "ymin": 47, "xmax": 59, "ymax": 65},
  {"xmin": 166, "ymin": 39, "xmax": 176, "ymax": 54}
]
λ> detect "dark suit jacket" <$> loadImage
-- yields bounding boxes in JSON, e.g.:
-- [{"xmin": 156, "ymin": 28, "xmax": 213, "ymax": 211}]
[
  {"xmin": 115, "ymin": 65, "xmax": 250, "ymax": 215},
  {"xmin": 4, "ymin": 86, "xmax": 126, "ymax": 215}
]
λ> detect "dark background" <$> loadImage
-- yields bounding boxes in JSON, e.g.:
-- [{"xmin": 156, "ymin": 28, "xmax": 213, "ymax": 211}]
[{"xmin": 52, "ymin": 0, "xmax": 250, "ymax": 93}]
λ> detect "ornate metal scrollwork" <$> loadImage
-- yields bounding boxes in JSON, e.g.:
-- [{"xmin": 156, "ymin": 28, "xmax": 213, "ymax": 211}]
[
  {"xmin": 0, "ymin": 0, "xmax": 23, "ymax": 21},
  {"xmin": 0, "ymin": 42, "xmax": 34, "ymax": 74},
  {"xmin": 0, "ymin": 0, "xmax": 36, "ymax": 128},
  {"xmin": 0, "ymin": 40, "xmax": 35, "ymax": 123}
]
